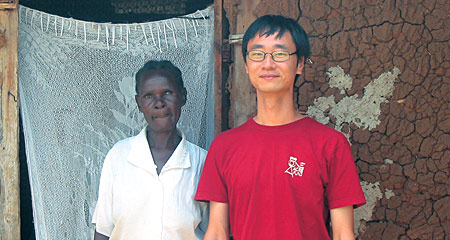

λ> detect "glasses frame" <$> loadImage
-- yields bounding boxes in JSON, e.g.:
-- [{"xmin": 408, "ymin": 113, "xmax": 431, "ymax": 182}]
[{"xmin": 246, "ymin": 50, "xmax": 297, "ymax": 62}]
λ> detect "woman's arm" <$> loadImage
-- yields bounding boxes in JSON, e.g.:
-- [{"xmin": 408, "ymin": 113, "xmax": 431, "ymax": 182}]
[
  {"xmin": 330, "ymin": 205, "xmax": 355, "ymax": 240},
  {"xmin": 204, "ymin": 201, "xmax": 229, "ymax": 240},
  {"xmin": 94, "ymin": 231, "xmax": 109, "ymax": 240},
  {"xmin": 198, "ymin": 202, "xmax": 210, "ymax": 236}
]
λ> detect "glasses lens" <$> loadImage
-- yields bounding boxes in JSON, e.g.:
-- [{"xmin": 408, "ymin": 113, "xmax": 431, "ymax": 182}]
[
  {"xmin": 272, "ymin": 51, "xmax": 289, "ymax": 62},
  {"xmin": 248, "ymin": 50, "xmax": 265, "ymax": 61}
]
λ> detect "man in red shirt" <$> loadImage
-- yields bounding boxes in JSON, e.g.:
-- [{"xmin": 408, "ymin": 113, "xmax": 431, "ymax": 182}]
[{"xmin": 195, "ymin": 15, "xmax": 366, "ymax": 240}]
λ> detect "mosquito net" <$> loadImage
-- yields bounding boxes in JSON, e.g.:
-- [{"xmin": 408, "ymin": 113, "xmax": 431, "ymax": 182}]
[{"xmin": 18, "ymin": 5, "xmax": 214, "ymax": 239}]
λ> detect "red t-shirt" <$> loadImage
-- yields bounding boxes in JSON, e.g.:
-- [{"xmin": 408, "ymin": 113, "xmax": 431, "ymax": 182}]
[{"xmin": 195, "ymin": 117, "xmax": 366, "ymax": 239}]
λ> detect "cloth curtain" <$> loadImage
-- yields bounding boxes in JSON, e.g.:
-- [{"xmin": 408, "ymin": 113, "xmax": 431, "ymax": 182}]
[{"xmin": 18, "ymin": 5, "xmax": 214, "ymax": 239}]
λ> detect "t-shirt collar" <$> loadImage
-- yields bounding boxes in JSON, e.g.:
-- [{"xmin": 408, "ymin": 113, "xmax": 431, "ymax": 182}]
[{"xmin": 247, "ymin": 116, "xmax": 311, "ymax": 132}]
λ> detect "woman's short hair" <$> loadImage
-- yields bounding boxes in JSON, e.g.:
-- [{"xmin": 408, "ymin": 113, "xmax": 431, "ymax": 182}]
[{"xmin": 135, "ymin": 60, "xmax": 184, "ymax": 94}]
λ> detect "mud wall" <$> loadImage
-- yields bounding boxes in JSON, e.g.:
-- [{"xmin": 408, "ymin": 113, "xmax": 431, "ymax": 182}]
[
  {"xmin": 298, "ymin": 1, "xmax": 449, "ymax": 239},
  {"xmin": 224, "ymin": 0, "xmax": 449, "ymax": 239}
]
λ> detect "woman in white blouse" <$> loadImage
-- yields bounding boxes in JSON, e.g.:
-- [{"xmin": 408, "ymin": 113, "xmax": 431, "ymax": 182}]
[{"xmin": 92, "ymin": 60, "xmax": 208, "ymax": 240}]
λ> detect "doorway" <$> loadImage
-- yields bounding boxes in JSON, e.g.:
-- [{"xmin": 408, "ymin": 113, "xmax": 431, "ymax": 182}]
[{"xmin": 18, "ymin": 0, "xmax": 213, "ymax": 239}]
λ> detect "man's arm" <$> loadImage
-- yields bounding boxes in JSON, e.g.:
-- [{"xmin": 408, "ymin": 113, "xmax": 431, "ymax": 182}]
[
  {"xmin": 330, "ymin": 205, "xmax": 355, "ymax": 240},
  {"xmin": 204, "ymin": 201, "xmax": 229, "ymax": 240},
  {"xmin": 94, "ymin": 231, "xmax": 109, "ymax": 240}
]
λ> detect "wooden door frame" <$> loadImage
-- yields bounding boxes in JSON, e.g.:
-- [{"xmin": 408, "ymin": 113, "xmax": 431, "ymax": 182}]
[
  {"xmin": 0, "ymin": 0, "xmax": 20, "ymax": 239},
  {"xmin": 213, "ymin": 0, "xmax": 224, "ymax": 135},
  {"xmin": 214, "ymin": 0, "xmax": 230, "ymax": 133},
  {"xmin": 215, "ymin": 0, "xmax": 261, "ymax": 130}
]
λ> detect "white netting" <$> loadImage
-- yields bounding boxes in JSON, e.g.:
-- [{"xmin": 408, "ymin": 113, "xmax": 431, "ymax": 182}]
[{"xmin": 18, "ymin": 5, "xmax": 214, "ymax": 240}]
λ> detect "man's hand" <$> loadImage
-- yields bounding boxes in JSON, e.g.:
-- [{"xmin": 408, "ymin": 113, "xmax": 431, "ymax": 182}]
[
  {"xmin": 204, "ymin": 201, "xmax": 230, "ymax": 240},
  {"xmin": 330, "ymin": 205, "xmax": 355, "ymax": 240}
]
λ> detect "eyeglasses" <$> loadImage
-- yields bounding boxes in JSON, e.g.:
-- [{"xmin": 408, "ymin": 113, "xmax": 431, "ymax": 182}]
[{"xmin": 246, "ymin": 50, "xmax": 297, "ymax": 62}]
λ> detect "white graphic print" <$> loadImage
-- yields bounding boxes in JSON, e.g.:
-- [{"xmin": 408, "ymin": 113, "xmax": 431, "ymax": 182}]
[{"xmin": 285, "ymin": 156, "xmax": 306, "ymax": 177}]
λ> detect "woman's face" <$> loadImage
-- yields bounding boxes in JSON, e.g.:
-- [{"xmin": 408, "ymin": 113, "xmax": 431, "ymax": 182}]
[{"xmin": 135, "ymin": 70, "xmax": 186, "ymax": 133}]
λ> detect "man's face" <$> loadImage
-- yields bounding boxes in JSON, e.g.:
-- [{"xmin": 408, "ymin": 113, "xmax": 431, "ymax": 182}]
[
  {"xmin": 135, "ymin": 71, "xmax": 186, "ymax": 133},
  {"xmin": 244, "ymin": 31, "xmax": 304, "ymax": 95}
]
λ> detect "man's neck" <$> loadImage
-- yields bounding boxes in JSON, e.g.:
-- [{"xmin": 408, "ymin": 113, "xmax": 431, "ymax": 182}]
[{"xmin": 253, "ymin": 92, "xmax": 305, "ymax": 126}]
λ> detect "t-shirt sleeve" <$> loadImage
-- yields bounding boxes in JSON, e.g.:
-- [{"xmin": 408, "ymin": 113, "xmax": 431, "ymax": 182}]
[
  {"xmin": 195, "ymin": 139, "xmax": 229, "ymax": 203},
  {"xmin": 325, "ymin": 134, "xmax": 366, "ymax": 209},
  {"xmin": 91, "ymin": 150, "xmax": 115, "ymax": 237}
]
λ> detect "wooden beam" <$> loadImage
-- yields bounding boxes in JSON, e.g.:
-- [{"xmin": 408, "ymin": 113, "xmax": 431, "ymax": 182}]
[
  {"xmin": 227, "ymin": 0, "xmax": 259, "ymax": 128},
  {"xmin": 214, "ymin": 0, "xmax": 223, "ymax": 135},
  {"xmin": 0, "ymin": 0, "xmax": 20, "ymax": 239},
  {"xmin": 0, "ymin": 0, "xmax": 17, "ymax": 10}
]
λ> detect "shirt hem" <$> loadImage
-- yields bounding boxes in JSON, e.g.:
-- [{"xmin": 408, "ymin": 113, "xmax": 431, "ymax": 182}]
[
  {"xmin": 195, "ymin": 192, "xmax": 228, "ymax": 203},
  {"xmin": 329, "ymin": 195, "xmax": 367, "ymax": 209}
]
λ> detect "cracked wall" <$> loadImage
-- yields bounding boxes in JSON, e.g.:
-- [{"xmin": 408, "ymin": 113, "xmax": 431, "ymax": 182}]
[
  {"xmin": 293, "ymin": 0, "xmax": 449, "ymax": 239},
  {"xmin": 307, "ymin": 66, "xmax": 400, "ymax": 135}
]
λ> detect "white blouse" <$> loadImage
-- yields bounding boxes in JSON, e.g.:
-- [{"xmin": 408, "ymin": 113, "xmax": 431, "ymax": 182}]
[{"xmin": 92, "ymin": 128, "xmax": 208, "ymax": 240}]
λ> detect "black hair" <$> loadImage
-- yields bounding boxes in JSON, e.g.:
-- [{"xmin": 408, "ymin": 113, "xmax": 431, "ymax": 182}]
[
  {"xmin": 135, "ymin": 60, "xmax": 184, "ymax": 95},
  {"xmin": 241, "ymin": 15, "xmax": 310, "ymax": 64}
]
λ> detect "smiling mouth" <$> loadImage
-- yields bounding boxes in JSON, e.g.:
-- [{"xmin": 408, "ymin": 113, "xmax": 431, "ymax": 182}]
[{"xmin": 260, "ymin": 75, "xmax": 278, "ymax": 80}]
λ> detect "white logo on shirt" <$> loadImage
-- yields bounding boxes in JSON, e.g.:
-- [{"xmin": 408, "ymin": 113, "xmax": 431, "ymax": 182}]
[{"xmin": 285, "ymin": 156, "xmax": 306, "ymax": 177}]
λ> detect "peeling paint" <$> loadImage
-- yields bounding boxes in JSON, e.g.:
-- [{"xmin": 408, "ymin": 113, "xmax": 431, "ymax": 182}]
[
  {"xmin": 307, "ymin": 66, "xmax": 400, "ymax": 133},
  {"xmin": 384, "ymin": 159, "xmax": 393, "ymax": 164},
  {"xmin": 306, "ymin": 95, "xmax": 335, "ymax": 125},
  {"xmin": 354, "ymin": 181, "xmax": 382, "ymax": 237},
  {"xmin": 385, "ymin": 188, "xmax": 395, "ymax": 199},
  {"xmin": 326, "ymin": 66, "xmax": 352, "ymax": 94}
]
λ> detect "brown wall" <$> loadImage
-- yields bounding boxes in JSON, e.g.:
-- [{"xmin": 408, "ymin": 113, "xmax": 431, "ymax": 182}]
[{"xmin": 223, "ymin": 0, "xmax": 449, "ymax": 239}]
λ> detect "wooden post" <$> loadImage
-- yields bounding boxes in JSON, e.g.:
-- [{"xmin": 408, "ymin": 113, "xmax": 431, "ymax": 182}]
[
  {"xmin": 214, "ymin": 0, "xmax": 224, "ymax": 135},
  {"xmin": 226, "ymin": 0, "xmax": 259, "ymax": 128},
  {"xmin": 0, "ymin": 0, "xmax": 20, "ymax": 239}
]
